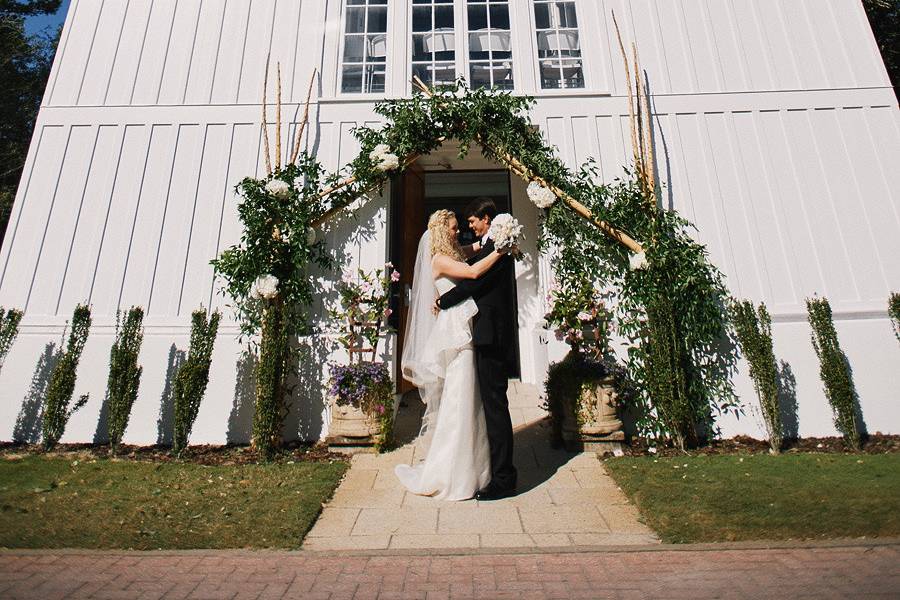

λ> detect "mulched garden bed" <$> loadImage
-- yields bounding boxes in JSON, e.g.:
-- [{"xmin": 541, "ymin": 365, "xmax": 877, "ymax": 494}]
[
  {"xmin": 622, "ymin": 434, "xmax": 900, "ymax": 457},
  {"xmin": 0, "ymin": 440, "xmax": 348, "ymax": 465}
]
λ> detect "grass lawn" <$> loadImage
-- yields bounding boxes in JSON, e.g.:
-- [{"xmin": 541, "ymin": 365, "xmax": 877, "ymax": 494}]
[
  {"xmin": 605, "ymin": 453, "xmax": 900, "ymax": 544},
  {"xmin": 0, "ymin": 455, "xmax": 349, "ymax": 549}
]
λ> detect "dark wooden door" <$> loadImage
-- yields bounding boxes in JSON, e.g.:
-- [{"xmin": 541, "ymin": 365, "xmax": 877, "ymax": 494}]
[{"xmin": 392, "ymin": 163, "xmax": 426, "ymax": 394}]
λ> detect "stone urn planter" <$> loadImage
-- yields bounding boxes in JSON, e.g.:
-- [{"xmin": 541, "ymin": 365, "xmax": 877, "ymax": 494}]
[
  {"xmin": 329, "ymin": 399, "xmax": 381, "ymax": 438},
  {"xmin": 560, "ymin": 375, "xmax": 625, "ymax": 454},
  {"xmin": 545, "ymin": 352, "xmax": 625, "ymax": 455}
]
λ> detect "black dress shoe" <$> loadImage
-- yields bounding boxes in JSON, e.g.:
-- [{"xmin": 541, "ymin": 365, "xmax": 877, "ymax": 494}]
[{"xmin": 474, "ymin": 483, "xmax": 517, "ymax": 501}]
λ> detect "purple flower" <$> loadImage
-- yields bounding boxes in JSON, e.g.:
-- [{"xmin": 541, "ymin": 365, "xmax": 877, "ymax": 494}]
[{"xmin": 391, "ymin": 271, "xmax": 401, "ymax": 282}]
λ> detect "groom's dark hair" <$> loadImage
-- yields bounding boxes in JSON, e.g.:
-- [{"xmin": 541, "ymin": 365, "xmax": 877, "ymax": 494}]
[{"xmin": 466, "ymin": 197, "xmax": 498, "ymax": 221}]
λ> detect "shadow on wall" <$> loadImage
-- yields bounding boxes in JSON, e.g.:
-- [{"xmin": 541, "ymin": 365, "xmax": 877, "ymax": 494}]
[
  {"xmin": 156, "ymin": 343, "xmax": 186, "ymax": 445},
  {"xmin": 777, "ymin": 360, "xmax": 800, "ymax": 441},
  {"xmin": 227, "ymin": 347, "xmax": 257, "ymax": 445},
  {"xmin": 12, "ymin": 342, "xmax": 60, "ymax": 443}
]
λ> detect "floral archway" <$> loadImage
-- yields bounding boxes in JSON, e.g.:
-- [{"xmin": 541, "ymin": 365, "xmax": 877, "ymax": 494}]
[{"xmin": 212, "ymin": 32, "xmax": 738, "ymax": 457}]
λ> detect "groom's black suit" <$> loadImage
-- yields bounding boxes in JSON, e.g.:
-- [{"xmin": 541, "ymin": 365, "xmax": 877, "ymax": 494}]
[{"xmin": 437, "ymin": 238, "xmax": 518, "ymax": 491}]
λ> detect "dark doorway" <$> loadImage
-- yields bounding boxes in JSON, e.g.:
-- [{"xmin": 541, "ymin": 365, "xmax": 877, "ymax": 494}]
[{"xmin": 389, "ymin": 168, "xmax": 521, "ymax": 392}]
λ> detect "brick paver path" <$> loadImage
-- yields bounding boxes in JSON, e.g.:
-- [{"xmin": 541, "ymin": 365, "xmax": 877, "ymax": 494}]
[
  {"xmin": 1, "ymin": 542, "xmax": 897, "ymax": 599},
  {"xmin": 306, "ymin": 383, "xmax": 657, "ymax": 551}
]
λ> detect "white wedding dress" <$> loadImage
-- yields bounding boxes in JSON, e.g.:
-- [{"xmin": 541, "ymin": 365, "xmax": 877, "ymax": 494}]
[{"xmin": 394, "ymin": 274, "xmax": 492, "ymax": 501}]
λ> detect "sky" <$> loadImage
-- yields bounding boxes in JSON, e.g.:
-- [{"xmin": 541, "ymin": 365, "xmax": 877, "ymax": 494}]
[{"xmin": 24, "ymin": 0, "xmax": 70, "ymax": 37}]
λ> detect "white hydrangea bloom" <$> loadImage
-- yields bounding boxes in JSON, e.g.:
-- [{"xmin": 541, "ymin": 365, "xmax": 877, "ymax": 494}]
[
  {"xmin": 488, "ymin": 213, "xmax": 523, "ymax": 251},
  {"xmin": 368, "ymin": 143, "xmax": 399, "ymax": 172},
  {"xmin": 253, "ymin": 274, "xmax": 279, "ymax": 299},
  {"xmin": 265, "ymin": 179, "xmax": 291, "ymax": 199},
  {"xmin": 306, "ymin": 227, "xmax": 317, "ymax": 246},
  {"xmin": 629, "ymin": 250, "xmax": 649, "ymax": 271},
  {"xmin": 577, "ymin": 311, "xmax": 593, "ymax": 322},
  {"xmin": 527, "ymin": 181, "xmax": 557, "ymax": 209},
  {"xmin": 377, "ymin": 152, "xmax": 399, "ymax": 171}
]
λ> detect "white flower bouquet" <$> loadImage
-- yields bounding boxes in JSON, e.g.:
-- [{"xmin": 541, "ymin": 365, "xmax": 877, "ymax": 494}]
[{"xmin": 488, "ymin": 213, "xmax": 523, "ymax": 253}]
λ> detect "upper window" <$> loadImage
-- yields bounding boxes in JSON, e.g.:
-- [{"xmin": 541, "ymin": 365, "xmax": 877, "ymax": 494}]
[
  {"xmin": 411, "ymin": 0, "xmax": 457, "ymax": 88},
  {"xmin": 410, "ymin": 0, "xmax": 514, "ymax": 92},
  {"xmin": 341, "ymin": 0, "xmax": 388, "ymax": 94},
  {"xmin": 467, "ymin": 0, "xmax": 514, "ymax": 90},
  {"xmin": 533, "ymin": 1, "xmax": 584, "ymax": 89}
]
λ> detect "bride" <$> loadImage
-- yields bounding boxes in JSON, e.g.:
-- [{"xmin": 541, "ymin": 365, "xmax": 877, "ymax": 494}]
[{"xmin": 394, "ymin": 209, "xmax": 506, "ymax": 501}]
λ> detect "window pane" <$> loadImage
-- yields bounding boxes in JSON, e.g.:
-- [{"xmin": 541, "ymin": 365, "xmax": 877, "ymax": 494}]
[
  {"xmin": 559, "ymin": 30, "xmax": 580, "ymax": 56},
  {"xmin": 366, "ymin": 34, "xmax": 387, "ymax": 62},
  {"xmin": 368, "ymin": 6, "xmax": 387, "ymax": 33},
  {"xmin": 366, "ymin": 64, "xmax": 386, "ymax": 93},
  {"xmin": 470, "ymin": 62, "xmax": 492, "ymax": 88},
  {"xmin": 345, "ymin": 7, "xmax": 366, "ymax": 33},
  {"xmin": 558, "ymin": 59, "xmax": 583, "ymax": 88},
  {"xmin": 412, "ymin": 63, "xmax": 434, "ymax": 87},
  {"xmin": 556, "ymin": 2, "xmax": 577, "ymax": 27},
  {"xmin": 412, "ymin": 34, "xmax": 431, "ymax": 62},
  {"xmin": 412, "ymin": 6, "xmax": 431, "ymax": 32},
  {"xmin": 347, "ymin": 0, "xmax": 366, "ymax": 5},
  {"xmin": 342, "ymin": 65, "xmax": 363, "ymax": 92},
  {"xmin": 489, "ymin": 4, "xmax": 510, "ymax": 30},
  {"xmin": 435, "ymin": 5, "xmax": 454, "ymax": 29},
  {"xmin": 468, "ymin": 4, "xmax": 487, "ymax": 30},
  {"xmin": 434, "ymin": 62, "xmax": 456, "ymax": 85},
  {"xmin": 468, "ymin": 32, "xmax": 490, "ymax": 60},
  {"xmin": 343, "ymin": 35, "xmax": 364, "ymax": 62},
  {"xmin": 534, "ymin": 4, "xmax": 550, "ymax": 29}
]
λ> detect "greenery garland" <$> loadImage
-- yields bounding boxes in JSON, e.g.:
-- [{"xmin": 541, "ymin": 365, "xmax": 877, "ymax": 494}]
[
  {"xmin": 42, "ymin": 304, "xmax": 91, "ymax": 451},
  {"xmin": 730, "ymin": 300, "xmax": 782, "ymax": 452},
  {"xmin": 0, "ymin": 306, "xmax": 23, "ymax": 371},
  {"xmin": 213, "ymin": 79, "xmax": 737, "ymax": 451},
  {"xmin": 105, "ymin": 306, "xmax": 145, "ymax": 454},
  {"xmin": 172, "ymin": 309, "xmax": 221, "ymax": 457},
  {"xmin": 806, "ymin": 297, "xmax": 861, "ymax": 449}
]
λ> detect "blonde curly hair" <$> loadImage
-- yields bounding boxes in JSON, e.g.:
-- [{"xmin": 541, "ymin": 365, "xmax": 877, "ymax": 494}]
[{"xmin": 428, "ymin": 209, "xmax": 465, "ymax": 261}]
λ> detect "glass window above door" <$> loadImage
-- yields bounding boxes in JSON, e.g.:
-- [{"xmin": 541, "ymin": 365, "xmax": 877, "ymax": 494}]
[
  {"xmin": 532, "ymin": 0, "xmax": 584, "ymax": 89},
  {"xmin": 341, "ymin": 0, "xmax": 388, "ymax": 94},
  {"xmin": 411, "ymin": 0, "xmax": 457, "ymax": 89},
  {"xmin": 410, "ymin": 0, "xmax": 514, "ymax": 92},
  {"xmin": 467, "ymin": 0, "xmax": 514, "ymax": 90}
]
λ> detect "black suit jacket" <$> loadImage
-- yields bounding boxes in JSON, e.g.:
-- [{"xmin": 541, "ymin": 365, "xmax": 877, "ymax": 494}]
[{"xmin": 438, "ymin": 239, "xmax": 516, "ymax": 352}]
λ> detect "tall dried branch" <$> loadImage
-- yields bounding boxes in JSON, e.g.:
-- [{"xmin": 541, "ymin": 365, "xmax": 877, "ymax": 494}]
[
  {"xmin": 261, "ymin": 54, "xmax": 272, "ymax": 176},
  {"xmin": 290, "ymin": 69, "xmax": 318, "ymax": 165}
]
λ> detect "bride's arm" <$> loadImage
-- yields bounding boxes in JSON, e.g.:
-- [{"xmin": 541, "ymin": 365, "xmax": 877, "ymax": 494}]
[{"xmin": 432, "ymin": 250, "xmax": 502, "ymax": 280}]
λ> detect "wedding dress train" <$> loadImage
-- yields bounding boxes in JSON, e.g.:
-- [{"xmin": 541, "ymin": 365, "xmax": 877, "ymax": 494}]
[{"xmin": 394, "ymin": 275, "xmax": 492, "ymax": 501}]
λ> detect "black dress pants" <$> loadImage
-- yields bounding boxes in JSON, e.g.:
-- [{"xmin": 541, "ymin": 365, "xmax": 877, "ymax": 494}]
[{"xmin": 475, "ymin": 342, "xmax": 517, "ymax": 490}]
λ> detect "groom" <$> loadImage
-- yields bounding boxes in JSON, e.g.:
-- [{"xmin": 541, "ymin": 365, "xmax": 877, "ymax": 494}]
[{"xmin": 435, "ymin": 197, "xmax": 518, "ymax": 500}]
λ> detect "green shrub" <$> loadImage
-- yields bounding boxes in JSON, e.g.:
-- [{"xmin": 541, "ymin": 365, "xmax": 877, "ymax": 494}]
[
  {"xmin": 806, "ymin": 297, "xmax": 860, "ymax": 449},
  {"xmin": 172, "ymin": 309, "xmax": 221, "ymax": 457},
  {"xmin": 254, "ymin": 299, "xmax": 289, "ymax": 460},
  {"xmin": 42, "ymin": 304, "xmax": 92, "ymax": 451},
  {"xmin": 0, "ymin": 306, "xmax": 23, "ymax": 371},
  {"xmin": 730, "ymin": 300, "xmax": 782, "ymax": 452},
  {"xmin": 890, "ymin": 292, "xmax": 900, "ymax": 344},
  {"xmin": 106, "ymin": 307, "xmax": 144, "ymax": 454}
]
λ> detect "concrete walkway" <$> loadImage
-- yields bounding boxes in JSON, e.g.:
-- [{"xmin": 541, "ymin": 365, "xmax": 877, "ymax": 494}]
[
  {"xmin": 304, "ymin": 383, "xmax": 657, "ymax": 551},
  {"xmin": 2, "ymin": 541, "xmax": 897, "ymax": 599}
]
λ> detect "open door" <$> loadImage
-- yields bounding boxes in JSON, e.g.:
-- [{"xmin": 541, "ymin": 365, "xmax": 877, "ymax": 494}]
[{"xmin": 391, "ymin": 163, "xmax": 426, "ymax": 394}]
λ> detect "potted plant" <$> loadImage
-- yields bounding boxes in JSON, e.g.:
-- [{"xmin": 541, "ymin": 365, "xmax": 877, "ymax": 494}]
[
  {"xmin": 542, "ymin": 278, "xmax": 624, "ymax": 453},
  {"xmin": 326, "ymin": 263, "xmax": 399, "ymax": 452}
]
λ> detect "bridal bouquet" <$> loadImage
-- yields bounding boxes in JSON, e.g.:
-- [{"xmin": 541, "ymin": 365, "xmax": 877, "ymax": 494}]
[{"xmin": 488, "ymin": 213, "xmax": 523, "ymax": 254}]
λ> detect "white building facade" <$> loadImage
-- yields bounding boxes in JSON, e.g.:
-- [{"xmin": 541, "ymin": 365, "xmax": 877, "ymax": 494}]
[{"xmin": 1, "ymin": 0, "xmax": 898, "ymax": 445}]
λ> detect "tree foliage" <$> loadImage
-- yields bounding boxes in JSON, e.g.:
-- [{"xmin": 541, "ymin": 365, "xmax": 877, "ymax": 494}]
[
  {"xmin": 0, "ymin": 0, "xmax": 61, "ymax": 245},
  {"xmin": 863, "ymin": 0, "xmax": 900, "ymax": 98}
]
